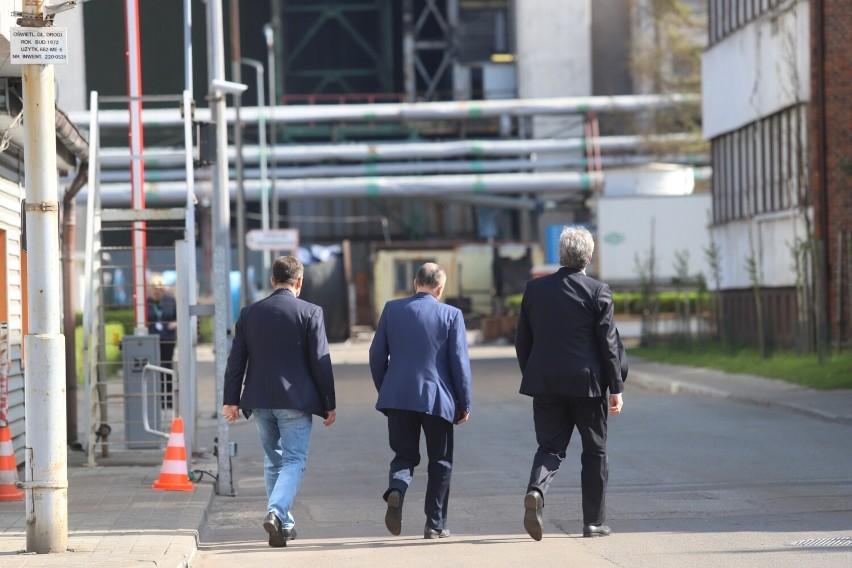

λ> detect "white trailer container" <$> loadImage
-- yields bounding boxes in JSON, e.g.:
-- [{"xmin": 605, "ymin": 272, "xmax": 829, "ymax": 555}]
[{"xmin": 593, "ymin": 193, "xmax": 713, "ymax": 286}]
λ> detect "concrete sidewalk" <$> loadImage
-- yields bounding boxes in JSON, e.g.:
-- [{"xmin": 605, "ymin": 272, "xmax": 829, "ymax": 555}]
[
  {"xmin": 628, "ymin": 358, "xmax": 852, "ymax": 426},
  {"xmin": 1, "ymin": 339, "xmax": 850, "ymax": 567}
]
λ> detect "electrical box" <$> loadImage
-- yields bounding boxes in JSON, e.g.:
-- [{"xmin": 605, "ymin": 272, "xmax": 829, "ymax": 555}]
[
  {"xmin": 121, "ymin": 334, "xmax": 162, "ymax": 449},
  {"xmin": 194, "ymin": 120, "xmax": 214, "ymax": 166}
]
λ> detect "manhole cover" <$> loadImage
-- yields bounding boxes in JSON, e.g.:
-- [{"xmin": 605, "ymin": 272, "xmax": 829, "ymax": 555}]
[{"xmin": 787, "ymin": 537, "xmax": 852, "ymax": 547}]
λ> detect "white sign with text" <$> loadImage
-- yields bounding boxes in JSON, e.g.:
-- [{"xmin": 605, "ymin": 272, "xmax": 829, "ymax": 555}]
[
  {"xmin": 10, "ymin": 27, "xmax": 68, "ymax": 65},
  {"xmin": 246, "ymin": 229, "xmax": 300, "ymax": 252}
]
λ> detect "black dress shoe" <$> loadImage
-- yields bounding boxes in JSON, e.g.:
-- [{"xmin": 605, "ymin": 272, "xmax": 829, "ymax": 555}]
[
  {"xmin": 385, "ymin": 490, "xmax": 404, "ymax": 536},
  {"xmin": 424, "ymin": 526, "xmax": 451, "ymax": 539},
  {"xmin": 523, "ymin": 490, "xmax": 544, "ymax": 541},
  {"xmin": 282, "ymin": 527, "xmax": 297, "ymax": 541},
  {"xmin": 583, "ymin": 524, "xmax": 612, "ymax": 537},
  {"xmin": 263, "ymin": 511, "xmax": 287, "ymax": 547}
]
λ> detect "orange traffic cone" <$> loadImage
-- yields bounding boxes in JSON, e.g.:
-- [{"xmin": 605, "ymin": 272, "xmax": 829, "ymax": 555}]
[
  {"xmin": 0, "ymin": 424, "xmax": 24, "ymax": 501},
  {"xmin": 152, "ymin": 417, "xmax": 194, "ymax": 492}
]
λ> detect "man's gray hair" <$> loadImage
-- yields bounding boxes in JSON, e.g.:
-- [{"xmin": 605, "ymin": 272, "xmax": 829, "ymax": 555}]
[
  {"xmin": 559, "ymin": 226, "xmax": 595, "ymax": 269},
  {"xmin": 272, "ymin": 255, "xmax": 304, "ymax": 285},
  {"xmin": 415, "ymin": 262, "xmax": 446, "ymax": 290}
]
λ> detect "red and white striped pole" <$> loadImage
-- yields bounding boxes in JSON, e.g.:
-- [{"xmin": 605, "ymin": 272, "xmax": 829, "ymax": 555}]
[{"xmin": 126, "ymin": 0, "xmax": 148, "ymax": 334}]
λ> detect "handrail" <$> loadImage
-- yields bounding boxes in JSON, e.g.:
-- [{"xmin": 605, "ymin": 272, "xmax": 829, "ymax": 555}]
[{"xmin": 140, "ymin": 363, "xmax": 177, "ymax": 439}]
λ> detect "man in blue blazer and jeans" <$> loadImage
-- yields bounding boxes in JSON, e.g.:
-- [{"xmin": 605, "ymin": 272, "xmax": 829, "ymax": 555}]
[
  {"xmin": 223, "ymin": 256, "xmax": 336, "ymax": 548},
  {"xmin": 369, "ymin": 263, "xmax": 473, "ymax": 539}
]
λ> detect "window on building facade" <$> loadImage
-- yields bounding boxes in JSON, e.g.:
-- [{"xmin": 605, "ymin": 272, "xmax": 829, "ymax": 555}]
[
  {"xmin": 394, "ymin": 259, "xmax": 436, "ymax": 294},
  {"xmin": 712, "ymin": 104, "xmax": 808, "ymax": 224},
  {"xmin": 709, "ymin": 0, "xmax": 787, "ymax": 45}
]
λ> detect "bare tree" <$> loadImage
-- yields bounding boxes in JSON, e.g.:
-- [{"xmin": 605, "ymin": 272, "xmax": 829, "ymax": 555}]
[
  {"xmin": 745, "ymin": 230, "xmax": 766, "ymax": 358},
  {"xmin": 629, "ymin": 0, "xmax": 707, "ymax": 158},
  {"xmin": 788, "ymin": 235, "xmax": 812, "ymax": 353},
  {"xmin": 634, "ymin": 218, "xmax": 659, "ymax": 347},
  {"xmin": 703, "ymin": 233, "xmax": 726, "ymax": 351},
  {"xmin": 672, "ymin": 249, "xmax": 691, "ymax": 343}
]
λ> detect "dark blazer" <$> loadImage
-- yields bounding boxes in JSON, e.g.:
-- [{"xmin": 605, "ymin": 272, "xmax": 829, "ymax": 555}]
[
  {"xmin": 223, "ymin": 288, "xmax": 336, "ymax": 418},
  {"xmin": 515, "ymin": 267, "xmax": 624, "ymax": 398},
  {"xmin": 369, "ymin": 292, "xmax": 473, "ymax": 424},
  {"xmin": 147, "ymin": 293, "xmax": 177, "ymax": 343}
]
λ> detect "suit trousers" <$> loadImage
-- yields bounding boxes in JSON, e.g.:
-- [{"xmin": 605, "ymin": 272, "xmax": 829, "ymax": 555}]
[
  {"xmin": 385, "ymin": 409, "xmax": 454, "ymax": 530},
  {"xmin": 527, "ymin": 394, "xmax": 609, "ymax": 525}
]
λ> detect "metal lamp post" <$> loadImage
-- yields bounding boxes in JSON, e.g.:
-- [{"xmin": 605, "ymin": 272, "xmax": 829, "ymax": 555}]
[
  {"xmin": 263, "ymin": 23, "xmax": 278, "ymax": 232},
  {"xmin": 229, "ymin": 0, "xmax": 248, "ymax": 308},
  {"xmin": 241, "ymin": 57, "xmax": 271, "ymax": 276}
]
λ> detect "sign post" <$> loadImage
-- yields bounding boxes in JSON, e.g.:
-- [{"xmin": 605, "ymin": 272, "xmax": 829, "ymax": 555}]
[{"xmin": 12, "ymin": 2, "xmax": 73, "ymax": 554}]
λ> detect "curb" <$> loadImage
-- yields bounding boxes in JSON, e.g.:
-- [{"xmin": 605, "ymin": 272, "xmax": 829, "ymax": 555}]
[
  {"xmin": 629, "ymin": 370, "xmax": 733, "ymax": 400},
  {"xmin": 629, "ymin": 370, "xmax": 852, "ymax": 426}
]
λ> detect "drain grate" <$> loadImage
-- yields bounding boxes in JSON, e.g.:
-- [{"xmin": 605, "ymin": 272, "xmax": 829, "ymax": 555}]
[{"xmin": 787, "ymin": 537, "xmax": 852, "ymax": 547}]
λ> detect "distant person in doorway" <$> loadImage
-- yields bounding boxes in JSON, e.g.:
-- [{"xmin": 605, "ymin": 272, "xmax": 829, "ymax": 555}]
[
  {"xmin": 223, "ymin": 256, "xmax": 336, "ymax": 548},
  {"xmin": 369, "ymin": 262, "xmax": 473, "ymax": 539},
  {"xmin": 515, "ymin": 225, "xmax": 625, "ymax": 540},
  {"xmin": 147, "ymin": 274, "xmax": 177, "ymax": 409}
]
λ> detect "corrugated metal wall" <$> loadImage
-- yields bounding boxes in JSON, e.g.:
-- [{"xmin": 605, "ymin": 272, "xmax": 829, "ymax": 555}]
[
  {"xmin": 0, "ymin": 177, "xmax": 25, "ymax": 465},
  {"xmin": 457, "ymin": 2, "xmax": 509, "ymax": 63},
  {"xmin": 721, "ymin": 287, "xmax": 798, "ymax": 349}
]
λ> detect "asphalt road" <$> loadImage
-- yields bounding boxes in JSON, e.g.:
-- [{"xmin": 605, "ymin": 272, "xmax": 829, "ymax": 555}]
[{"xmin": 191, "ymin": 356, "xmax": 852, "ymax": 568}]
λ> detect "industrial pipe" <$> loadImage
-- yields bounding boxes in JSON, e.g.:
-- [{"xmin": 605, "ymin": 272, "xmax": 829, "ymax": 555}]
[
  {"xmin": 93, "ymin": 153, "xmax": 709, "ymax": 183},
  {"xmin": 84, "ymin": 171, "xmax": 604, "ymax": 206},
  {"xmin": 67, "ymin": 93, "xmax": 700, "ymax": 129},
  {"xmin": 96, "ymin": 133, "xmax": 701, "ymax": 169}
]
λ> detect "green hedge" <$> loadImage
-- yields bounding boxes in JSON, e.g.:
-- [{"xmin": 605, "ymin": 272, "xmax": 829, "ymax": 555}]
[
  {"xmin": 613, "ymin": 291, "xmax": 714, "ymax": 314},
  {"xmin": 504, "ymin": 291, "xmax": 713, "ymax": 315},
  {"xmin": 504, "ymin": 294, "xmax": 523, "ymax": 313},
  {"xmin": 75, "ymin": 309, "xmax": 215, "ymax": 345},
  {"xmin": 74, "ymin": 322, "xmax": 124, "ymax": 383},
  {"xmin": 75, "ymin": 309, "xmax": 136, "ymax": 335}
]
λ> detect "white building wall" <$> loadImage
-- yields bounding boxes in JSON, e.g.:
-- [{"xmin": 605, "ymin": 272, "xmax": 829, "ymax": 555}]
[
  {"xmin": 0, "ymin": 1, "xmax": 87, "ymax": 111},
  {"xmin": 0, "ymin": 177, "xmax": 25, "ymax": 464},
  {"xmin": 515, "ymin": 0, "xmax": 592, "ymax": 138},
  {"xmin": 710, "ymin": 211, "xmax": 810, "ymax": 290},
  {"xmin": 703, "ymin": 1, "xmax": 811, "ymax": 294},
  {"xmin": 52, "ymin": 4, "xmax": 88, "ymax": 111},
  {"xmin": 702, "ymin": 0, "xmax": 810, "ymax": 139}
]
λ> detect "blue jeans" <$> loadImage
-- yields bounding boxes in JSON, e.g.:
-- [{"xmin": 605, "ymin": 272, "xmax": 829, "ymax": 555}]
[{"xmin": 252, "ymin": 408, "xmax": 313, "ymax": 529}]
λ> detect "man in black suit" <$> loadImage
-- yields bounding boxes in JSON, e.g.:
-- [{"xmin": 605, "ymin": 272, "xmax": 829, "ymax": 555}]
[
  {"xmin": 515, "ymin": 226, "xmax": 624, "ymax": 540},
  {"xmin": 147, "ymin": 274, "xmax": 177, "ymax": 408},
  {"xmin": 223, "ymin": 256, "xmax": 336, "ymax": 548}
]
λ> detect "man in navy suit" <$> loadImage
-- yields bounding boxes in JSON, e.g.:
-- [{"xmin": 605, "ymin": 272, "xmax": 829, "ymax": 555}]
[
  {"xmin": 223, "ymin": 256, "xmax": 336, "ymax": 547},
  {"xmin": 147, "ymin": 274, "xmax": 177, "ymax": 408},
  {"xmin": 369, "ymin": 263, "xmax": 473, "ymax": 539},
  {"xmin": 515, "ymin": 226, "xmax": 624, "ymax": 540}
]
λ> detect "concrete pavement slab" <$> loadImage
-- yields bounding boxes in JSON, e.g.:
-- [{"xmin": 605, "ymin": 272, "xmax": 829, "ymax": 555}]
[
  {"xmin": 194, "ymin": 532, "xmax": 616, "ymax": 568},
  {"xmin": 0, "ymin": 458, "xmax": 213, "ymax": 568},
  {"xmin": 2, "ymin": 336, "xmax": 851, "ymax": 567}
]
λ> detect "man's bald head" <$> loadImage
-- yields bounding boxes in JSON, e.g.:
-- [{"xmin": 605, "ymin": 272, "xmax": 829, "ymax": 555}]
[{"xmin": 414, "ymin": 263, "xmax": 446, "ymax": 295}]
